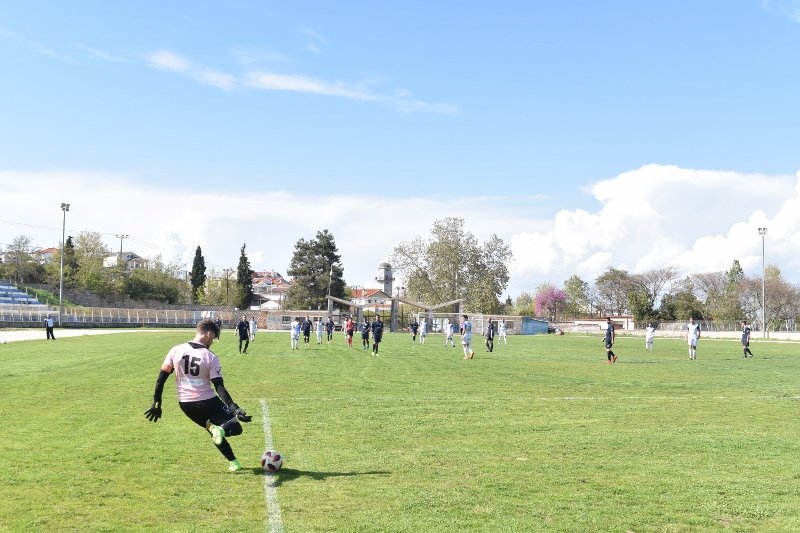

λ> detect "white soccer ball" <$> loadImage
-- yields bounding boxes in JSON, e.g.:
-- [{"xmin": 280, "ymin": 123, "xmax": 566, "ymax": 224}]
[{"xmin": 261, "ymin": 450, "xmax": 283, "ymax": 472}]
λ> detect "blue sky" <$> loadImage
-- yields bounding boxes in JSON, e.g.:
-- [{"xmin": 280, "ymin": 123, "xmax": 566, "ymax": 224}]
[{"xmin": 2, "ymin": 1, "xmax": 799, "ymax": 297}]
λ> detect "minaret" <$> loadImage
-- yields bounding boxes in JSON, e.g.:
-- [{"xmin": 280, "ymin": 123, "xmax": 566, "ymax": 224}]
[{"xmin": 375, "ymin": 262, "xmax": 394, "ymax": 296}]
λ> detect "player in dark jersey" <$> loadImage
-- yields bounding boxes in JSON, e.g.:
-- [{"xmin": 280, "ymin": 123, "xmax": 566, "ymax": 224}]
[
  {"xmin": 144, "ymin": 319, "xmax": 252, "ymax": 471},
  {"xmin": 361, "ymin": 316, "xmax": 371, "ymax": 350},
  {"xmin": 741, "ymin": 320, "xmax": 754, "ymax": 358},
  {"xmin": 301, "ymin": 316, "xmax": 313, "ymax": 345},
  {"xmin": 236, "ymin": 315, "xmax": 250, "ymax": 353},
  {"xmin": 409, "ymin": 319, "xmax": 419, "ymax": 343},
  {"xmin": 485, "ymin": 319, "xmax": 495, "ymax": 352},
  {"xmin": 371, "ymin": 316, "xmax": 384, "ymax": 355},
  {"xmin": 214, "ymin": 316, "xmax": 223, "ymax": 339},
  {"xmin": 325, "ymin": 317, "xmax": 335, "ymax": 343},
  {"xmin": 603, "ymin": 317, "xmax": 617, "ymax": 363}
]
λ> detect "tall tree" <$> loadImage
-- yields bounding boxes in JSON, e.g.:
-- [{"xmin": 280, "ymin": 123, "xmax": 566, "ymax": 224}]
[
  {"xmin": 512, "ymin": 292, "xmax": 536, "ymax": 317},
  {"xmin": 595, "ymin": 267, "xmax": 632, "ymax": 316},
  {"xmin": 284, "ymin": 230, "xmax": 345, "ymax": 310},
  {"xmin": 739, "ymin": 265, "xmax": 799, "ymax": 332},
  {"xmin": 563, "ymin": 275, "xmax": 589, "ymax": 318},
  {"xmin": 234, "ymin": 244, "xmax": 254, "ymax": 309},
  {"xmin": 391, "ymin": 218, "xmax": 512, "ymax": 313},
  {"xmin": 189, "ymin": 246, "xmax": 207, "ymax": 303},
  {"xmin": 5, "ymin": 235, "xmax": 40, "ymax": 284},
  {"xmin": 630, "ymin": 267, "xmax": 677, "ymax": 312}
]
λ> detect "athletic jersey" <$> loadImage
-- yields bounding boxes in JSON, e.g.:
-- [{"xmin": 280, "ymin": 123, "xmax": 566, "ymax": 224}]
[
  {"xmin": 316, "ymin": 320, "xmax": 324, "ymax": 333},
  {"xmin": 410, "ymin": 321, "xmax": 418, "ymax": 334},
  {"xmin": 361, "ymin": 322, "xmax": 370, "ymax": 337},
  {"xmin": 290, "ymin": 321, "xmax": 301, "ymax": 338},
  {"xmin": 45, "ymin": 317, "xmax": 54, "ymax": 327},
  {"xmin": 420, "ymin": 320, "xmax": 428, "ymax": 335},
  {"xmin": 686, "ymin": 322, "xmax": 701, "ymax": 343},
  {"xmin": 302, "ymin": 319, "xmax": 312, "ymax": 334},
  {"xmin": 462, "ymin": 320, "xmax": 473, "ymax": 342},
  {"xmin": 741, "ymin": 324, "xmax": 751, "ymax": 344},
  {"xmin": 485, "ymin": 322, "xmax": 494, "ymax": 339},
  {"xmin": 371, "ymin": 320, "xmax": 384, "ymax": 341},
  {"xmin": 445, "ymin": 322, "xmax": 454, "ymax": 338},
  {"xmin": 236, "ymin": 320, "xmax": 249, "ymax": 339},
  {"xmin": 604, "ymin": 322, "xmax": 614, "ymax": 343},
  {"xmin": 645, "ymin": 326, "xmax": 655, "ymax": 340},
  {"xmin": 249, "ymin": 319, "xmax": 257, "ymax": 333},
  {"xmin": 161, "ymin": 342, "xmax": 221, "ymax": 403},
  {"xmin": 498, "ymin": 322, "xmax": 506, "ymax": 335},
  {"xmin": 325, "ymin": 320, "xmax": 334, "ymax": 333},
  {"xmin": 345, "ymin": 320, "xmax": 355, "ymax": 334}
]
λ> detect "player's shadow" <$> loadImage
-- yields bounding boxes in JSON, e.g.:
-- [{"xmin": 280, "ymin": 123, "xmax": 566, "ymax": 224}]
[{"xmin": 250, "ymin": 468, "xmax": 390, "ymax": 486}]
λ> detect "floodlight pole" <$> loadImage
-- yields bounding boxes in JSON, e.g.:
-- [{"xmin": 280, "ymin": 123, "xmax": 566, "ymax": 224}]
[
  {"xmin": 58, "ymin": 203, "xmax": 70, "ymax": 326},
  {"xmin": 758, "ymin": 227, "xmax": 767, "ymax": 338}
]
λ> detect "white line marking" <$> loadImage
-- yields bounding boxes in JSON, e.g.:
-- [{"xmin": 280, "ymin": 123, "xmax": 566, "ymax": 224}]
[
  {"xmin": 263, "ymin": 395, "xmax": 800, "ymax": 402},
  {"xmin": 260, "ymin": 399, "xmax": 283, "ymax": 533}
]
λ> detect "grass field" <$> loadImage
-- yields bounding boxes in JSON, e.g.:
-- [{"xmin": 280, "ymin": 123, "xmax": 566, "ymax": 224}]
[{"xmin": 2, "ymin": 329, "xmax": 800, "ymax": 532}]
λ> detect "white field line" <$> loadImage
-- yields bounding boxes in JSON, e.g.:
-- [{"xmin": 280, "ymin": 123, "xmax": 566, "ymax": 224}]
[
  {"xmin": 260, "ymin": 399, "xmax": 283, "ymax": 533},
  {"xmin": 265, "ymin": 395, "xmax": 800, "ymax": 402}
]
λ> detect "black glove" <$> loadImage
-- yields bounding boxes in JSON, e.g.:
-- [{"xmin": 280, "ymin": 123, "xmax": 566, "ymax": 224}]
[
  {"xmin": 144, "ymin": 400, "xmax": 162, "ymax": 422},
  {"xmin": 231, "ymin": 404, "xmax": 252, "ymax": 423}
]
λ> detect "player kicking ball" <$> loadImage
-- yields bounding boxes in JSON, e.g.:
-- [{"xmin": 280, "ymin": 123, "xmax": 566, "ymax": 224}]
[{"xmin": 144, "ymin": 319, "xmax": 253, "ymax": 471}]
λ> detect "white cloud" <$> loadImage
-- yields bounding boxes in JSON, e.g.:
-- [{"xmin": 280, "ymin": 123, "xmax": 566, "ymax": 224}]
[
  {"xmin": 146, "ymin": 49, "xmax": 191, "ymax": 72},
  {"xmin": 4, "ymin": 165, "xmax": 796, "ymax": 300},
  {"xmin": 245, "ymin": 71, "xmax": 377, "ymax": 101}
]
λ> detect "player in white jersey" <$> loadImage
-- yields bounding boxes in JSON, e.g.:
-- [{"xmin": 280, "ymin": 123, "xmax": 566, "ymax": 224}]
[
  {"xmin": 144, "ymin": 319, "xmax": 252, "ymax": 471},
  {"xmin": 444, "ymin": 319, "xmax": 456, "ymax": 347},
  {"xmin": 315, "ymin": 318, "xmax": 325, "ymax": 344},
  {"xmin": 461, "ymin": 314, "xmax": 475, "ymax": 360},
  {"xmin": 645, "ymin": 323, "xmax": 655, "ymax": 351},
  {"xmin": 420, "ymin": 318, "xmax": 428, "ymax": 344},
  {"xmin": 249, "ymin": 316, "xmax": 257, "ymax": 341},
  {"xmin": 685, "ymin": 317, "xmax": 701, "ymax": 360},
  {"xmin": 290, "ymin": 318, "xmax": 301, "ymax": 350},
  {"xmin": 498, "ymin": 320, "xmax": 507, "ymax": 345}
]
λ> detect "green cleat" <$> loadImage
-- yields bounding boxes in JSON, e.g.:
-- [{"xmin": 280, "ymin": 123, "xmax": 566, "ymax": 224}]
[
  {"xmin": 228, "ymin": 459, "xmax": 242, "ymax": 472},
  {"xmin": 205, "ymin": 420, "xmax": 225, "ymax": 445}
]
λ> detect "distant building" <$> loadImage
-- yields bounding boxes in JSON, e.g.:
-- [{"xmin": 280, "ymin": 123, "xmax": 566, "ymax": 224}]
[
  {"xmin": 251, "ymin": 270, "xmax": 292, "ymax": 309},
  {"xmin": 103, "ymin": 252, "xmax": 146, "ymax": 270},
  {"xmin": 351, "ymin": 287, "xmax": 393, "ymax": 313},
  {"xmin": 32, "ymin": 247, "xmax": 59, "ymax": 264}
]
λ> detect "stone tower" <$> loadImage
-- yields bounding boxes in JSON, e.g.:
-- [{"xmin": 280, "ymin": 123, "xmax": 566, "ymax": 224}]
[{"xmin": 375, "ymin": 262, "xmax": 394, "ymax": 296}]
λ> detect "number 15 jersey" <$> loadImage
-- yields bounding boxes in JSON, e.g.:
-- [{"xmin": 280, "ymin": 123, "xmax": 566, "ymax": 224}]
[{"xmin": 161, "ymin": 342, "xmax": 222, "ymax": 403}]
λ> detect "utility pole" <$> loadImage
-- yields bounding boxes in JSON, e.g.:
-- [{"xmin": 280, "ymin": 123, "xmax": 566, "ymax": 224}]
[
  {"xmin": 115, "ymin": 234, "xmax": 129, "ymax": 266},
  {"xmin": 223, "ymin": 268, "xmax": 233, "ymax": 306}
]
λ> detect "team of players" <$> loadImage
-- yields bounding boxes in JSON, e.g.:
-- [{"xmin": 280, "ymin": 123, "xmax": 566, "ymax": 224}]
[
  {"xmin": 603, "ymin": 317, "xmax": 756, "ymax": 363},
  {"xmin": 147, "ymin": 316, "xmax": 756, "ymax": 471}
]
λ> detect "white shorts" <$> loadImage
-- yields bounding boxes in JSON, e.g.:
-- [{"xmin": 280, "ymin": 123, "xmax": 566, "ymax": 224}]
[
  {"xmin": 688, "ymin": 337, "xmax": 698, "ymax": 347},
  {"xmin": 461, "ymin": 334, "xmax": 472, "ymax": 345}
]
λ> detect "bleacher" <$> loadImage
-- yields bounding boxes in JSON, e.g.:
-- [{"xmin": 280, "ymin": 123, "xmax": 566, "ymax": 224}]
[{"xmin": 0, "ymin": 283, "xmax": 49, "ymax": 307}]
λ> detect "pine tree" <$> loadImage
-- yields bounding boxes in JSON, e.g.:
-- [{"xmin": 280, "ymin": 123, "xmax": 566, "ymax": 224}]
[
  {"xmin": 189, "ymin": 246, "xmax": 207, "ymax": 303},
  {"xmin": 235, "ymin": 244, "xmax": 254, "ymax": 310},
  {"xmin": 284, "ymin": 230, "xmax": 345, "ymax": 310}
]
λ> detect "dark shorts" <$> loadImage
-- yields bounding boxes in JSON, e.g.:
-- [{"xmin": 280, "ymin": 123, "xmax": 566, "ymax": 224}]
[
  {"xmin": 605, "ymin": 341, "xmax": 613, "ymax": 349},
  {"xmin": 179, "ymin": 396, "xmax": 234, "ymax": 428}
]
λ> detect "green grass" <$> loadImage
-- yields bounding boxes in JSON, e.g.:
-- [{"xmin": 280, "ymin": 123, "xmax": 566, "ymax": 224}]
[{"xmin": 2, "ymin": 331, "xmax": 800, "ymax": 532}]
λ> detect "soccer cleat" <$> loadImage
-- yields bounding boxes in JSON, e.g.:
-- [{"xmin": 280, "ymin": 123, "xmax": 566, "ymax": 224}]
[
  {"xmin": 228, "ymin": 459, "xmax": 242, "ymax": 472},
  {"xmin": 612, "ymin": 355, "xmax": 617, "ymax": 363},
  {"xmin": 206, "ymin": 420, "xmax": 225, "ymax": 445}
]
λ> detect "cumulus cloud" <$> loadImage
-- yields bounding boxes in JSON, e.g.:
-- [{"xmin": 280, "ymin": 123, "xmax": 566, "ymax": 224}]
[
  {"xmin": 2, "ymin": 165, "xmax": 797, "ymax": 298},
  {"xmin": 509, "ymin": 164, "xmax": 799, "ymax": 291}
]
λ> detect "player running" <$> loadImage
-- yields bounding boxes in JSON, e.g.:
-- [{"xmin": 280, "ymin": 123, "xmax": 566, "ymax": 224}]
[{"xmin": 144, "ymin": 319, "xmax": 252, "ymax": 471}]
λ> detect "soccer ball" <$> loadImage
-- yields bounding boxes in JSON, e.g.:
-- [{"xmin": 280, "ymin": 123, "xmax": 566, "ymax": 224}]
[{"xmin": 261, "ymin": 450, "xmax": 283, "ymax": 472}]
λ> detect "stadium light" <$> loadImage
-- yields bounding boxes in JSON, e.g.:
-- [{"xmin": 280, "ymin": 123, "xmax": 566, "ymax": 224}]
[
  {"xmin": 758, "ymin": 227, "xmax": 768, "ymax": 338},
  {"xmin": 58, "ymin": 203, "xmax": 70, "ymax": 326}
]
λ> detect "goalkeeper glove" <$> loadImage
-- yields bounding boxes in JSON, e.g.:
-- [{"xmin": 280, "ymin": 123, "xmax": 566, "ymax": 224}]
[
  {"xmin": 144, "ymin": 400, "xmax": 162, "ymax": 422},
  {"xmin": 230, "ymin": 404, "xmax": 252, "ymax": 423}
]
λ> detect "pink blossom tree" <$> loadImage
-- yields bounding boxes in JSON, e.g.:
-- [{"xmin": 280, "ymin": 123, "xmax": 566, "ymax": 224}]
[{"xmin": 535, "ymin": 283, "xmax": 568, "ymax": 321}]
